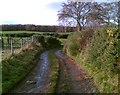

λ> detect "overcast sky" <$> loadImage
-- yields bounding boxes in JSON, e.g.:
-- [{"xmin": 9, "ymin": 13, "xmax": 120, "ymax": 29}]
[
  {"xmin": 0, "ymin": 0, "xmax": 67, "ymax": 25},
  {"xmin": 0, "ymin": 0, "xmax": 118, "ymax": 25}
]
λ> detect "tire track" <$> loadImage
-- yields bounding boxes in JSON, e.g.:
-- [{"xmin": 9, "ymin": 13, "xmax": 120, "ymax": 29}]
[{"xmin": 55, "ymin": 50, "xmax": 96, "ymax": 93}]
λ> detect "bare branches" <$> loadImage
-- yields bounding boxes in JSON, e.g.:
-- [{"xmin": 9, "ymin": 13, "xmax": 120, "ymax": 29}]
[{"xmin": 58, "ymin": 1, "xmax": 118, "ymax": 31}]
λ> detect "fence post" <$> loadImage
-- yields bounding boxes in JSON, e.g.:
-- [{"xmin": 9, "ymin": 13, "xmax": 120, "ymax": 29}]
[
  {"xmin": 32, "ymin": 36, "xmax": 34, "ymax": 43},
  {"xmin": 27, "ymin": 37, "xmax": 29, "ymax": 48},
  {"xmin": 1, "ymin": 37, "xmax": 4, "ymax": 50},
  {"xmin": 11, "ymin": 38, "xmax": 13, "ymax": 54},
  {"xmin": 34, "ymin": 37, "xmax": 37, "ymax": 43},
  {"xmin": 21, "ymin": 38, "xmax": 23, "ymax": 50}
]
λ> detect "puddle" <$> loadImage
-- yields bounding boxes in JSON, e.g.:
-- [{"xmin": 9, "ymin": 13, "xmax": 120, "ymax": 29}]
[{"xmin": 55, "ymin": 50, "xmax": 65, "ymax": 59}]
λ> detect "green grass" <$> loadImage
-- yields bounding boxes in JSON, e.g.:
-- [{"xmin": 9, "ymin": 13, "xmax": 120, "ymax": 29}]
[
  {"xmin": 1, "ymin": 36, "xmax": 33, "ymax": 60},
  {"xmin": 1, "ymin": 31, "xmax": 39, "ymax": 34},
  {"xmin": 2, "ymin": 43, "xmax": 42, "ymax": 93},
  {"xmin": 1, "ymin": 31, "xmax": 73, "ymax": 35},
  {"xmin": 58, "ymin": 38, "xmax": 67, "ymax": 46},
  {"xmin": 48, "ymin": 50, "xmax": 59, "ymax": 93},
  {"xmin": 0, "ymin": 62, "xmax": 2, "ymax": 94}
]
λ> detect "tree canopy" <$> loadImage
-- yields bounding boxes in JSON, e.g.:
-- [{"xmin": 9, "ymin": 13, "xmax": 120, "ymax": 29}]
[{"xmin": 58, "ymin": 1, "xmax": 118, "ymax": 32}]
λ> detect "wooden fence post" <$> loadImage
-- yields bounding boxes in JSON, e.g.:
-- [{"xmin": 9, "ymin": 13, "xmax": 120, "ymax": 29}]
[
  {"xmin": 27, "ymin": 37, "xmax": 29, "ymax": 48},
  {"xmin": 11, "ymin": 38, "xmax": 13, "ymax": 54},
  {"xmin": 34, "ymin": 36, "xmax": 36, "ymax": 43},
  {"xmin": 21, "ymin": 38, "xmax": 23, "ymax": 50},
  {"xmin": 1, "ymin": 37, "xmax": 4, "ymax": 50},
  {"xmin": 32, "ymin": 36, "xmax": 34, "ymax": 43}
]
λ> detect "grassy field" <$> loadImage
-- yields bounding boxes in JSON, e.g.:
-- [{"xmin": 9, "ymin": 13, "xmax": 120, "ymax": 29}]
[
  {"xmin": 1, "ymin": 31, "xmax": 73, "ymax": 35},
  {"xmin": 1, "ymin": 36, "xmax": 33, "ymax": 60},
  {"xmin": 1, "ymin": 31, "xmax": 71, "ymax": 60}
]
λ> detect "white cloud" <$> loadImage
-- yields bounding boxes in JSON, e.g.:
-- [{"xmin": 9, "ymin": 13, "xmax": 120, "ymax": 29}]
[{"xmin": 0, "ymin": 0, "xmax": 66, "ymax": 25}]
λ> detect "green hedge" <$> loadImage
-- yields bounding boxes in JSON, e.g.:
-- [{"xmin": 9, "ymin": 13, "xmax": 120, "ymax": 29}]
[
  {"xmin": 37, "ymin": 36, "xmax": 62, "ymax": 49},
  {"xmin": 63, "ymin": 26, "xmax": 119, "ymax": 93},
  {"xmin": 2, "ymin": 33, "xmax": 34, "ymax": 37}
]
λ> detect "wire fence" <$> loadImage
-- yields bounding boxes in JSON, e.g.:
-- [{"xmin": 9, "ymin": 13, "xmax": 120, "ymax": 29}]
[{"xmin": 0, "ymin": 36, "xmax": 37, "ymax": 60}]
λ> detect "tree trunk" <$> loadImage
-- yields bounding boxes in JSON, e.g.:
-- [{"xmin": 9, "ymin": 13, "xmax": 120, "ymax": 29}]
[
  {"xmin": 64, "ymin": 26, "xmax": 66, "ymax": 32},
  {"xmin": 77, "ymin": 20, "xmax": 82, "ymax": 32}
]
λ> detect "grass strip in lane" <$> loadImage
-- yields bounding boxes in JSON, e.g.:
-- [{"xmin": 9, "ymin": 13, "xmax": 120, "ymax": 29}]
[{"xmin": 48, "ymin": 50, "xmax": 59, "ymax": 93}]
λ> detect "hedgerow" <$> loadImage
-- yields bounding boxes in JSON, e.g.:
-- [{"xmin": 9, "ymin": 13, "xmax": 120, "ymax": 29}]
[{"xmin": 63, "ymin": 25, "xmax": 119, "ymax": 93}]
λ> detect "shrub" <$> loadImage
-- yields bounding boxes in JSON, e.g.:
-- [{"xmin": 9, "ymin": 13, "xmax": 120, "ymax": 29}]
[
  {"xmin": 69, "ymin": 41, "xmax": 79, "ymax": 56},
  {"xmin": 37, "ymin": 35, "xmax": 62, "ymax": 49},
  {"xmin": 45, "ymin": 37, "xmax": 62, "ymax": 49},
  {"xmin": 37, "ymin": 36, "xmax": 46, "ymax": 49}
]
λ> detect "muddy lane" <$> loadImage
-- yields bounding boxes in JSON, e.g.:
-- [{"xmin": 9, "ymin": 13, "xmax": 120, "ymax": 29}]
[
  {"xmin": 55, "ymin": 50, "xmax": 96, "ymax": 93},
  {"xmin": 11, "ymin": 51, "xmax": 50, "ymax": 93}
]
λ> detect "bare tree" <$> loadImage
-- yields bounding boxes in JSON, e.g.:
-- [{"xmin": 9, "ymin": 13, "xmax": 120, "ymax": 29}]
[
  {"xmin": 58, "ymin": 1, "xmax": 118, "ymax": 32},
  {"xmin": 58, "ymin": 17, "xmax": 76, "ymax": 32},
  {"xmin": 118, "ymin": 1, "xmax": 120, "ymax": 27},
  {"xmin": 87, "ymin": 2, "xmax": 118, "ymax": 26},
  {"xmin": 58, "ymin": 1, "xmax": 92, "ymax": 32}
]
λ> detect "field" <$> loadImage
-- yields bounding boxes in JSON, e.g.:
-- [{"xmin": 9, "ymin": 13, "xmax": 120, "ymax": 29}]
[
  {"xmin": 1, "ymin": 31, "xmax": 71, "ymax": 60},
  {"xmin": 1, "ymin": 31, "xmax": 73, "ymax": 35},
  {"xmin": 1, "ymin": 32, "xmax": 34, "ymax": 60}
]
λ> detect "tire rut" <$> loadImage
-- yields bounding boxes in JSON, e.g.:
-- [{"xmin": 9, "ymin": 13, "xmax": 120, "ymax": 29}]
[
  {"xmin": 55, "ymin": 58, "xmax": 72, "ymax": 93},
  {"xmin": 55, "ymin": 50, "xmax": 96, "ymax": 93}
]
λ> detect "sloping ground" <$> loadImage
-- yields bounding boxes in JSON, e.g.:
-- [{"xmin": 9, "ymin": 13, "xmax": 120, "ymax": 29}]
[
  {"xmin": 2, "ymin": 44, "xmax": 41, "ymax": 93},
  {"xmin": 55, "ymin": 50, "xmax": 97, "ymax": 93}
]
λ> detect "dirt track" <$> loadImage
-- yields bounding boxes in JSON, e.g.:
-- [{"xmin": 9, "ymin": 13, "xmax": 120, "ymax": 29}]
[
  {"xmin": 10, "ymin": 50, "xmax": 96, "ymax": 93},
  {"xmin": 55, "ymin": 50, "xmax": 96, "ymax": 93}
]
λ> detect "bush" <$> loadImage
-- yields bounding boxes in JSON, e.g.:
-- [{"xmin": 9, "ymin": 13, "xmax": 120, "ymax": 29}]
[
  {"xmin": 69, "ymin": 41, "xmax": 79, "ymax": 56},
  {"xmin": 63, "ymin": 32, "xmax": 82, "ymax": 56},
  {"xmin": 3, "ymin": 33, "xmax": 34, "ymax": 37},
  {"xmin": 37, "ymin": 36, "xmax": 46, "ymax": 49},
  {"xmin": 58, "ymin": 34, "xmax": 69, "ymax": 39},
  {"xmin": 88, "ymin": 27, "xmax": 119, "ymax": 72},
  {"xmin": 37, "ymin": 35, "xmax": 62, "ymax": 49},
  {"xmin": 45, "ymin": 37, "xmax": 62, "ymax": 49}
]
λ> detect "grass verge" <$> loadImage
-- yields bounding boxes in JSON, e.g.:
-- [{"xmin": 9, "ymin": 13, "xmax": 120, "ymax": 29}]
[{"xmin": 2, "ymin": 43, "xmax": 42, "ymax": 93}]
